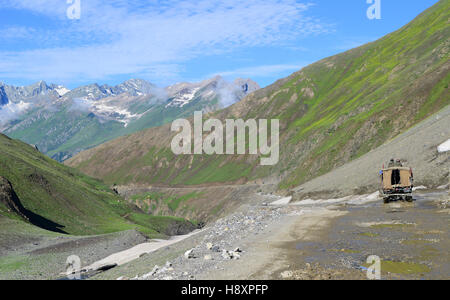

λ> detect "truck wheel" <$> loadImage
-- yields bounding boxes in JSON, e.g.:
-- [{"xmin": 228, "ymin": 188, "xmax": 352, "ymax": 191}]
[
  {"xmin": 383, "ymin": 197, "xmax": 390, "ymax": 204},
  {"xmin": 406, "ymin": 196, "xmax": 413, "ymax": 202}
]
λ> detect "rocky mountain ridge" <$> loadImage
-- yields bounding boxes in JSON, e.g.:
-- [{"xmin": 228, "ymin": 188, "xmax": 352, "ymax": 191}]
[{"xmin": 1, "ymin": 77, "xmax": 259, "ymax": 161}]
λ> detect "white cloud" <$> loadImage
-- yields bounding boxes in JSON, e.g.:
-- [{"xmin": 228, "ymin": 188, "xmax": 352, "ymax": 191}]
[
  {"xmin": 0, "ymin": 0, "xmax": 331, "ymax": 84},
  {"xmin": 0, "ymin": 0, "xmax": 67, "ymax": 18},
  {"xmin": 68, "ymin": 98, "xmax": 94, "ymax": 112},
  {"xmin": 212, "ymin": 63, "xmax": 307, "ymax": 78},
  {"xmin": 0, "ymin": 101, "xmax": 31, "ymax": 126}
]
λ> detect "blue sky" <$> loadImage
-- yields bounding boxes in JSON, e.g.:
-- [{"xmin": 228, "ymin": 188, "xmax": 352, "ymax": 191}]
[{"xmin": 0, "ymin": 0, "xmax": 440, "ymax": 89}]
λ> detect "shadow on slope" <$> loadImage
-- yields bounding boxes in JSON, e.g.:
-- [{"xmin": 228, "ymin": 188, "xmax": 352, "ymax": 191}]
[{"xmin": 0, "ymin": 176, "xmax": 66, "ymax": 234}]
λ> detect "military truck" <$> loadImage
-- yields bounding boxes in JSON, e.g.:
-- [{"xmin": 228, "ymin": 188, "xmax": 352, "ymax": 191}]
[{"xmin": 380, "ymin": 164, "xmax": 414, "ymax": 203}]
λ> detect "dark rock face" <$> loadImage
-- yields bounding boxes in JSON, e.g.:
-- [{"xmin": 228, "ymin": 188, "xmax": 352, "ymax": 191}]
[
  {"xmin": 29, "ymin": 81, "xmax": 50, "ymax": 97},
  {"xmin": 0, "ymin": 86, "xmax": 8, "ymax": 106},
  {"xmin": 234, "ymin": 78, "xmax": 260, "ymax": 95},
  {"xmin": 164, "ymin": 220, "xmax": 197, "ymax": 236},
  {"xmin": 51, "ymin": 152, "xmax": 73, "ymax": 162},
  {"xmin": 0, "ymin": 176, "xmax": 28, "ymax": 220},
  {"xmin": 0, "ymin": 175, "xmax": 66, "ymax": 234}
]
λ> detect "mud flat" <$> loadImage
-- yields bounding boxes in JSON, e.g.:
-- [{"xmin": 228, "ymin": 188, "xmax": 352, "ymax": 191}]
[
  {"xmin": 198, "ymin": 190, "xmax": 449, "ymax": 280},
  {"xmin": 278, "ymin": 190, "xmax": 449, "ymax": 280}
]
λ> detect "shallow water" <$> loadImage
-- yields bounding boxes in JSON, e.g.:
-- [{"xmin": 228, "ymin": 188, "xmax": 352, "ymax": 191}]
[{"xmin": 292, "ymin": 191, "xmax": 449, "ymax": 279}]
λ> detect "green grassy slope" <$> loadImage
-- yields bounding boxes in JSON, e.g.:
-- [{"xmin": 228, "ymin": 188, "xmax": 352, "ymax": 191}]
[
  {"xmin": 67, "ymin": 0, "xmax": 449, "ymax": 190},
  {"xmin": 6, "ymin": 105, "xmax": 125, "ymax": 161},
  {"xmin": 0, "ymin": 133, "xmax": 195, "ymax": 237}
]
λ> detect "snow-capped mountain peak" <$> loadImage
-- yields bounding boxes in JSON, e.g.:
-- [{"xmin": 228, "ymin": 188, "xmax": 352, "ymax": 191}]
[
  {"xmin": 165, "ymin": 76, "xmax": 260, "ymax": 109},
  {"xmin": 1, "ymin": 77, "xmax": 260, "ymax": 161},
  {"xmin": 63, "ymin": 79, "xmax": 155, "ymax": 101},
  {"xmin": 166, "ymin": 87, "xmax": 201, "ymax": 108},
  {"xmin": 54, "ymin": 86, "xmax": 70, "ymax": 96}
]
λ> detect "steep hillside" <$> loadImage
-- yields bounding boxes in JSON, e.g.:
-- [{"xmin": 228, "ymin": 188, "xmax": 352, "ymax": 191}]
[
  {"xmin": 0, "ymin": 134, "xmax": 195, "ymax": 237},
  {"xmin": 67, "ymin": 0, "xmax": 449, "ymax": 191},
  {"xmin": 293, "ymin": 105, "xmax": 449, "ymax": 200},
  {"xmin": 2, "ymin": 77, "xmax": 258, "ymax": 162}
]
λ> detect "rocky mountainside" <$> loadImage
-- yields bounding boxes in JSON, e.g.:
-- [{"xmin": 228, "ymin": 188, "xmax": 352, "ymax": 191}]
[
  {"xmin": 166, "ymin": 76, "xmax": 260, "ymax": 108},
  {"xmin": 67, "ymin": 0, "xmax": 449, "ymax": 191},
  {"xmin": 0, "ymin": 77, "xmax": 259, "ymax": 161},
  {"xmin": 0, "ymin": 87, "xmax": 8, "ymax": 105},
  {"xmin": 0, "ymin": 176, "xmax": 29, "ymax": 222},
  {"xmin": 0, "ymin": 80, "xmax": 64, "ymax": 102},
  {"xmin": 63, "ymin": 79, "xmax": 155, "ymax": 101},
  {"xmin": 293, "ymin": 105, "xmax": 450, "ymax": 200}
]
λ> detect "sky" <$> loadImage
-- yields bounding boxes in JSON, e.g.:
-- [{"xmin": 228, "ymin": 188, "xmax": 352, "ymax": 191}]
[{"xmin": 0, "ymin": 0, "xmax": 441, "ymax": 89}]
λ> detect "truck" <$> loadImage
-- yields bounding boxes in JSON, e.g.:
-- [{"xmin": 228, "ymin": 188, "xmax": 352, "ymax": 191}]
[{"xmin": 380, "ymin": 165, "xmax": 414, "ymax": 203}]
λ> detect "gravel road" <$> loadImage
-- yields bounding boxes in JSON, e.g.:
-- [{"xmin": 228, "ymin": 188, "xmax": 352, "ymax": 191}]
[{"xmin": 91, "ymin": 188, "xmax": 448, "ymax": 280}]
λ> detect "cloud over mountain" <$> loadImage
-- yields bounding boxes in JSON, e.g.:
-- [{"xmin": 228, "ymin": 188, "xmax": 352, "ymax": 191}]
[{"xmin": 0, "ymin": 0, "xmax": 330, "ymax": 85}]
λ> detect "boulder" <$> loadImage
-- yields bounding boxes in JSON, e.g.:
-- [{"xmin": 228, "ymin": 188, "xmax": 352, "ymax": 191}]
[{"xmin": 184, "ymin": 249, "xmax": 197, "ymax": 259}]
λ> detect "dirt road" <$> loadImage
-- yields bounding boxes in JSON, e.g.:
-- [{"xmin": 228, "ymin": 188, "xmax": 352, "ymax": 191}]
[
  {"xmin": 95, "ymin": 188, "xmax": 448, "ymax": 280},
  {"xmin": 197, "ymin": 190, "xmax": 449, "ymax": 280},
  {"xmin": 198, "ymin": 208, "xmax": 352, "ymax": 280}
]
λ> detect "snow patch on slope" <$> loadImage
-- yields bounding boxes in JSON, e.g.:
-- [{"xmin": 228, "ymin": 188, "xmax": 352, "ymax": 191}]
[
  {"xmin": 437, "ymin": 139, "xmax": 450, "ymax": 153},
  {"xmin": 69, "ymin": 98, "xmax": 140, "ymax": 127},
  {"xmin": 94, "ymin": 102, "xmax": 141, "ymax": 127},
  {"xmin": 166, "ymin": 87, "xmax": 200, "ymax": 108},
  {"xmin": 269, "ymin": 196, "xmax": 292, "ymax": 206},
  {"xmin": 55, "ymin": 86, "xmax": 70, "ymax": 96}
]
